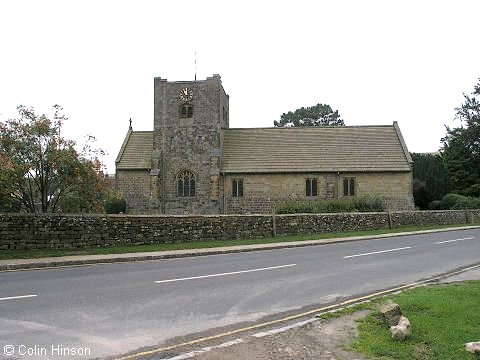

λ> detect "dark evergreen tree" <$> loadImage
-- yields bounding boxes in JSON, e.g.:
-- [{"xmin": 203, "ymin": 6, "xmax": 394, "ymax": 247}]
[
  {"xmin": 441, "ymin": 79, "xmax": 480, "ymax": 196},
  {"xmin": 411, "ymin": 152, "xmax": 449, "ymax": 209},
  {"xmin": 274, "ymin": 103, "xmax": 345, "ymax": 127}
]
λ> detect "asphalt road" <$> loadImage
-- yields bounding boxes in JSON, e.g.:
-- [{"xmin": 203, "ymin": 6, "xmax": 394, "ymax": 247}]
[{"xmin": 1, "ymin": 228, "xmax": 479, "ymax": 359}]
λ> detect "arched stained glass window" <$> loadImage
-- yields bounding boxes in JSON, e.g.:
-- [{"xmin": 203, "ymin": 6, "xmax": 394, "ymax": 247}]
[{"xmin": 177, "ymin": 170, "xmax": 196, "ymax": 197}]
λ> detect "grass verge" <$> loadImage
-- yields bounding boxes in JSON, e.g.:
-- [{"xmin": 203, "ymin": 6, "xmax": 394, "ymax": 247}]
[
  {"xmin": 318, "ymin": 281, "xmax": 480, "ymax": 360},
  {"xmin": 0, "ymin": 223, "xmax": 477, "ymax": 261}
]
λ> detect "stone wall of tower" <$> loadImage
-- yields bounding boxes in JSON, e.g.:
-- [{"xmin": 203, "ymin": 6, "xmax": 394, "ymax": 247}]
[{"xmin": 152, "ymin": 75, "xmax": 229, "ymax": 214}]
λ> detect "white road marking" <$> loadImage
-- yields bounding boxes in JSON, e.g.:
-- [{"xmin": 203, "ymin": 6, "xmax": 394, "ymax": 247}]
[
  {"xmin": 161, "ymin": 318, "xmax": 318, "ymax": 359},
  {"xmin": 0, "ymin": 294, "xmax": 37, "ymax": 301},
  {"xmin": 155, "ymin": 264, "xmax": 297, "ymax": 284},
  {"xmin": 436, "ymin": 237, "xmax": 475, "ymax": 244},
  {"xmin": 252, "ymin": 318, "xmax": 317, "ymax": 337},
  {"xmin": 118, "ymin": 263, "xmax": 480, "ymax": 360},
  {"xmin": 343, "ymin": 247, "xmax": 412, "ymax": 259},
  {"xmin": 161, "ymin": 338, "xmax": 245, "ymax": 360},
  {"xmin": 318, "ymin": 293, "xmax": 344, "ymax": 302}
]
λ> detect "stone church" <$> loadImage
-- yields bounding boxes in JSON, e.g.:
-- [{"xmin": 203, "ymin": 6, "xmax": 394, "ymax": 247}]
[{"xmin": 115, "ymin": 74, "xmax": 414, "ymax": 214}]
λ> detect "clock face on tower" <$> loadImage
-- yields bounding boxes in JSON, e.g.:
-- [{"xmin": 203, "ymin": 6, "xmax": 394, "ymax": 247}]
[{"xmin": 179, "ymin": 87, "xmax": 193, "ymax": 102}]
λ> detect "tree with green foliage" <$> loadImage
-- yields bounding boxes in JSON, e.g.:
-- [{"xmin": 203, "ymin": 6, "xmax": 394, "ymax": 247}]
[
  {"xmin": 0, "ymin": 105, "xmax": 108, "ymax": 213},
  {"xmin": 274, "ymin": 103, "xmax": 345, "ymax": 127},
  {"xmin": 441, "ymin": 79, "xmax": 480, "ymax": 196},
  {"xmin": 411, "ymin": 152, "xmax": 449, "ymax": 209}
]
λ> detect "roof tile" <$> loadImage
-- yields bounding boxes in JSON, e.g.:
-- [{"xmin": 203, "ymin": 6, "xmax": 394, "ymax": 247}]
[
  {"xmin": 221, "ymin": 125, "xmax": 411, "ymax": 173},
  {"xmin": 116, "ymin": 131, "xmax": 153, "ymax": 169}
]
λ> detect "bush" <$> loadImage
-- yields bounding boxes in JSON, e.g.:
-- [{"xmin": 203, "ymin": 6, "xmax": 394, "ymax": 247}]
[
  {"xmin": 438, "ymin": 193, "xmax": 480, "ymax": 210},
  {"xmin": 439, "ymin": 193, "xmax": 468, "ymax": 209},
  {"xmin": 353, "ymin": 196, "xmax": 385, "ymax": 212},
  {"xmin": 463, "ymin": 183, "xmax": 480, "ymax": 197},
  {"xmin": 104, "ymin": 197, "xmax": 126, "ymax": 214},
  {"xmin": 276, "ymin": 196, "xmax": 385, "ymax": 214}
]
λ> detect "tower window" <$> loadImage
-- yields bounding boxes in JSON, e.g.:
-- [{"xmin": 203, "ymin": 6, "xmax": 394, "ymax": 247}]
[
  {"xmin": 177, "ymin": 170, "xmax": 196, "ymax": 197},
  {"xmin": 180, "ymin": 104, "xmax": 193, "ymax": 118}
]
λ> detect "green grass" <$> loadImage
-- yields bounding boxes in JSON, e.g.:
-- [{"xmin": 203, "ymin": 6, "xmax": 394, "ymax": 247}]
[
  {"xmin": 349, "ymin": 281, "xmax": 480, "ymax": 360},
  {"xmin": 0, "ymin": 223, "xmax": 476, "ymax": 261}
]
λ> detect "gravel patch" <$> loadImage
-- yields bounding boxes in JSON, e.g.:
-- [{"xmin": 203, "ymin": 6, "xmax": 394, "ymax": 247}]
[{"xmin": 180, "ymin": 310, "xmax": 372, "ymax": 360}]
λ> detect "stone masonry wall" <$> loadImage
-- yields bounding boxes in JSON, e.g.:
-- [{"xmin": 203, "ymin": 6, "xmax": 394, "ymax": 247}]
[
  {"xmin": 152, "ymin": 75, "xmax": 228, "ymax": 215},
  {"xmin": 274, "ymin": 212, "xmax": 391, "ymax": 236},
  {"xmin": 116, "ymin": 170, "xmax": 151, "ymax": 214},
  {"xmin": 0, "ymin": 210, "xmax": 478, "ymax": 250},
  {"xmin": 224, "ymin": 172, "xmax": 414, "ymax": 214},
  {"xmin": 390, "ymin": 210, "xmax": 469, "ymax": 227},
  {"xmin": 345, "ymin": 172, "xmax": 414, "ymax": 210}
]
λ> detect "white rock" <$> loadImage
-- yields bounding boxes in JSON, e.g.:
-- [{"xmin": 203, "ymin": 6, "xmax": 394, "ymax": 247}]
[
  {"xmin": 465, "ymin": 342, "xmax": 480, "ymax": 353},
  {"xmin": 390, "ymin": 316, "xmax": 411, "ymax": 341}
]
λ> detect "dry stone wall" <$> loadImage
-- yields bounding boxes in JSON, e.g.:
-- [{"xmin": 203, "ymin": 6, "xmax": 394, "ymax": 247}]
[
  {"xmin": 274, "ymin": 212, "xmax": 391, "ymax": 235},
  {"xmin": 390, "ymin": 210, "xmax": 469, "ymax": 227},
  {"xmin": 0, "ymin": 210, "xmax": 479, "ymax": 250}
]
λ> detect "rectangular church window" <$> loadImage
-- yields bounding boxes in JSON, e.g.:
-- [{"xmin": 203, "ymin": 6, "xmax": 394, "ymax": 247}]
[
  {"xmin": 306, "ymin": 178, "xmax": 317, "ymax": 197},
  {"xmin": 343, "ymin": 177, "xmax": 355, "ymax": 196},
  {"xmin": 232, "ymin": 178, "xmax": 244, "ymax": 197}
]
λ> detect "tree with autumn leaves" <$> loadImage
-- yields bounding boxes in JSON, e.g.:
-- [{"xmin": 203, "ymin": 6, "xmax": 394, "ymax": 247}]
[{"xmin": 0, "ymin": 105, "xmax": 109, "ymax": 213}]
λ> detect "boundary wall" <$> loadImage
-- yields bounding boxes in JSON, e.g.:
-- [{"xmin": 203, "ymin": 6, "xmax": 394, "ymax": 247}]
[{"xmin": 1, "ymin": 210, "xmax": 479, "ymax": 250}]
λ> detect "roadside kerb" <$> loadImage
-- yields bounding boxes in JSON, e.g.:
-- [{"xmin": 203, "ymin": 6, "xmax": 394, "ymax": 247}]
[{"xmin": 1, "ymin": 225, "xmax": 478, "ymax": 271}]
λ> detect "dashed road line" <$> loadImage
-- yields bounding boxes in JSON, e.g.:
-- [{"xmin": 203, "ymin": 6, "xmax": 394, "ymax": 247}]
[
  {"xmin": 155, "ymin": 264, "xmax": 297, "ymax": 284},
  {"xmin": 436, "ymin": 237, "xmax": 475, "ymax": 244},
  {"xmin": 0, "ymin": 294, "xmax": 37, "ymax": 301},
  {"xmin": 343, "ymin": 246, "xmax": 411, "ymax": 259},
  {"xmin": 116, "ymin": 262, "xmax": 480, "ymax": 360}
]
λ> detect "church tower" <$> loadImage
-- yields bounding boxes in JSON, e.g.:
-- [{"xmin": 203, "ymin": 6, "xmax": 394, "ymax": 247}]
[{"xmin": 150, "ymin": 75, "xmax": 229, "ymax": 214}]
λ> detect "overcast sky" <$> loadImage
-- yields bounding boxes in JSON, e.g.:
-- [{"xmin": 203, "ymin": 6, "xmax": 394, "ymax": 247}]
[{"xmin": 1, "ymin": 0, "xmax": 479, "ymax": 173}]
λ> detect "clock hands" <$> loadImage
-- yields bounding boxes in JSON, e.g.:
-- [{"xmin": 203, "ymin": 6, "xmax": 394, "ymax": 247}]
[{"xmin": 179, "ymin": 87, "xmax": 192, "ymax": 102}]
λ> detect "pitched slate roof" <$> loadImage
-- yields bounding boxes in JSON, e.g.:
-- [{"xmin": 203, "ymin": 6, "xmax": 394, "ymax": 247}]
[
  {"xmin": 221, "ymin": 123, "xmax": 412, "ymax": 173},
  {"xmin": 116, "ymin": 123, "xmax": 412, "ymax": 173},
  {"xmin": 115, "ymin": 130, "xmax": 153, "ymax": 170}
]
